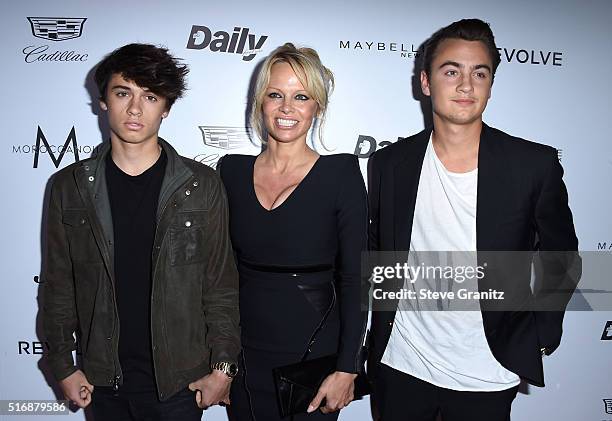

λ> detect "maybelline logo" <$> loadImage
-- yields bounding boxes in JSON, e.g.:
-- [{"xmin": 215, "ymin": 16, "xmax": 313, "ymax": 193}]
[
  {"xmin": 195, "ymin": 126, "xmax": 255, "ymax": 168},
  {"xmin": 354, "ymin": 135, "xmax": 400, "ymax": 159},
  {"xmin": 186, "ymin": 25, "xmax": 268, "ymax": 61},
  {"xmin": 339, "ymin": 41, "xmax": 418, "ymax": 58},
  {"xmin": 11, "ymin": 126, "xmax": 91, "ymax": 168},
  {"xmin": 602, "ymin": 321, "xmax": 612, "ymax": 340},
  {"xmin": 23, "ymin": 17, "xmax": 88, "ymax": 63},
  {"xmin": 597, "ymin": 242, "xmax": 612, "ymax": 251},
  {"xmin": 497, "ymin": 47, "xmax": 562, "ymax": 67}
]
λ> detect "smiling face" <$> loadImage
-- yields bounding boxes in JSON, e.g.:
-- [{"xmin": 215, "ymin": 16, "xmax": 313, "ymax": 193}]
[
  {"xmin": 261, "ymin": 62, "xmax": 319, "ymax": 146},
  {"xmin": 421, "ymin": 38, "xmax": 493, "ymax": 127},
  {"xmin": 100, "ymin": 73, "xmax": 169, "ymax": 147}
]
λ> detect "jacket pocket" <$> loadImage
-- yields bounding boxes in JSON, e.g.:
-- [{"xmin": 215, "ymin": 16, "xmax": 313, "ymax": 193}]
[
  {"xmin": 62, "ymin": 209, "xmax": 99, "ymax": 262},
  {"xmin": 169, "ymin": 210, "xmax": 208, "ymax": 266}
]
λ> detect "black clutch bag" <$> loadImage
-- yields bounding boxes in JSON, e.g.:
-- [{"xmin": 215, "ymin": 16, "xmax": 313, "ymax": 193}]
[
  {"xmin": 273, "ymin": 280, "xmax": 371, "ymax": 417},
  {"xmin": 273, "ymin": 352, "xmax": 371, "ymax": 417}
]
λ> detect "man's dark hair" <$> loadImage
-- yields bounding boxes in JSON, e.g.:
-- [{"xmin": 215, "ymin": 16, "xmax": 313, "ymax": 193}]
[
  {"xmin": 422, "ymin": 18, "xmax": 501, "ymax": 80},
  {"xmin": 94, "ymin": 43, "xmax": 189, "ymax": 108}
]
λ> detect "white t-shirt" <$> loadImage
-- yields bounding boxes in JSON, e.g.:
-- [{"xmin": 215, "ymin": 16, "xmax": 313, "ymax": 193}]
[{"xmin": 381, "ymin": 136, "xmax": 520, "ymax": 391}]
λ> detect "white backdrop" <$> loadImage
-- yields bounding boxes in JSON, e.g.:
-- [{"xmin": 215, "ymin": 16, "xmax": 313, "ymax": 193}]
[{"xmin": 1, "ymin": 1, "xmax": 611, "ymax": 420}]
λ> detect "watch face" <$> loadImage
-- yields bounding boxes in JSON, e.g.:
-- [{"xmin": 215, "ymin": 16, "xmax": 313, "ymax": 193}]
[{"xmin": 213, "ymin": 362, "xmax": 238, "ymax": 377}]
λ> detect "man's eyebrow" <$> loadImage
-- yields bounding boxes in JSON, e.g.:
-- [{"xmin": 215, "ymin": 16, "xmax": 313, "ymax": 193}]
[
  {"xmin": 110, "ymin": 84, "xmax": 132, "ymax": 91},
  {"xmin": 110, "ymin": 85, "xmax": 152, "ymax": 92},
  {"xmin": 438, "ymin": 60, "xmax": 462, "ymax": 69},
  {"xmin": 438, "ymin": 61, "xmax": 492, "ymax": 73},
  {"xmin": 474, "ymin": 64, "xmax": 492, "ymax": 72}
]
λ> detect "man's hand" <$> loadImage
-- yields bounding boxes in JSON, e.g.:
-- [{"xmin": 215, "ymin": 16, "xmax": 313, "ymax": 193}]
[
  {"xmin": 307, "ymin": 371, "xmax": 357, "ymax": 414},
  {"xmin": 188, "ymin": 370, "xmax": 231, "ymax": 409},
  {"xmin": 58, "ymin": 370, "xmax": 94, "ymax": 408}
]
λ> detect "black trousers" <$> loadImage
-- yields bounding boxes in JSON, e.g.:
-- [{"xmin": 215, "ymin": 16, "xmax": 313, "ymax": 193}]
[
  {"xmin": 373, "ymin": 363, "xmax": 519, "ymax": 421},
  {"xmin": 91, "ymin": 386, "xmax": 203, "ymax": 421}
]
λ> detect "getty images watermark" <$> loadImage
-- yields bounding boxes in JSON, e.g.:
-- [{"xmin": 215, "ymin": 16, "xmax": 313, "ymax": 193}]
[
  {"xmin": 371, "ymin": 261, "xmax": 505, "ymax": 302},
  {"xmin": 0, "ymin": 400, "xmax": 68, "ymax": 415},
  {"xmin": 361, "ymin": 251, "xmax": 600, "ymax": 312}
]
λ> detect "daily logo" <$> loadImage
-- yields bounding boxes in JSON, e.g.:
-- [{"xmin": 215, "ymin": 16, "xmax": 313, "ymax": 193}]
[
  {"xmin": 23, "ymin": 17, "xmax": 88, "ymax": 63},
  {"xmin": 353, "ymin": 135, "xmax": 398, "ymax": 158},
  {"xmin": 186, "ymin": 25, "xmax": 268, "ymax": 61},
  {"xmin": 353, "ymin": 137, "xmax": 563, "ymax": 160},
  {"xmin": 601, "ymin": 321, "xmax": 612, "ymax": 340}
]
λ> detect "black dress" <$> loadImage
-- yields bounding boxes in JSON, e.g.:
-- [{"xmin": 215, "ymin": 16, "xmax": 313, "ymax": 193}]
[{"xmin": 219, "ymin": 154, "xmax": 368, "ymax": 421}]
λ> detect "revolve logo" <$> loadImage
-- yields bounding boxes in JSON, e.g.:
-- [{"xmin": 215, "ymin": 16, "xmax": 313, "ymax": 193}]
[
  {"xmin": 17, "ymin": 341, "xmax": 82, "ymax": 356},
  {"xmin": 23, "ymin": 17, "xmax": 88, "ymax": 63},
  {"xmin": 497, "ymin": 47, "xmax": 563, "ymax": 67},
  {"xmin": 18, "ymin": 341, "xmax": 50, "ymax": 355},
  {"xmin": 186, "ymin": 25, "xmax": 268, "ymax": 62}
]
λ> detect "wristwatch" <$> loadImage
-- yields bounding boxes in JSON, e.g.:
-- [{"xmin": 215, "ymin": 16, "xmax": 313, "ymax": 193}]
[{"xmin": 211, "ymin": 361, "xmax": 239, "ymax": 378}]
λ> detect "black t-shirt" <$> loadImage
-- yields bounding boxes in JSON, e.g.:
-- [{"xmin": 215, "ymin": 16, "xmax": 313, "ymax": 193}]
[{"xmin": 106, "ymin": 148, "xmax": 167, "ymax": 395}]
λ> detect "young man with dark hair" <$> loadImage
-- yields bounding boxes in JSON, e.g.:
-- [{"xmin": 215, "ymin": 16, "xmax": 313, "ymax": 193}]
[
  {"xmin": 368, "ymin": 19, "xmax": 579, "ymax": 420},
  {"xmin": 42, "ymin": 43, "xmax": 240, "ymax": 420}
]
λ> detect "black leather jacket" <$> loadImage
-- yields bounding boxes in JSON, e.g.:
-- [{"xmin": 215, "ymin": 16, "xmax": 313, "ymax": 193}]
[{"xmin": 42, "ymin": 138, "xmax": 240, "ymax": 400}]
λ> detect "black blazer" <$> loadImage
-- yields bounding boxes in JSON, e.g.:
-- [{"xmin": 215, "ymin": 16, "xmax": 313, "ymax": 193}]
[{"xmin": 367, "ymin": 123, "xmax": 580, "ymax": 386}]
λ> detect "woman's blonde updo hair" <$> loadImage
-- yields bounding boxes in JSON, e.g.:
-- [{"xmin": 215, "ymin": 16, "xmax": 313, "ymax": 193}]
[{"xmin": 250, "ymin": 43, "xmax": 334, "ymax": 148}]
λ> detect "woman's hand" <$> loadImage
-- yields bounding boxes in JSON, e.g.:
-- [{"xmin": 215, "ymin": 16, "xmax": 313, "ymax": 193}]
[{"xmin": 307, "ymin": 371, "xmax": 358, "ymax": 414}]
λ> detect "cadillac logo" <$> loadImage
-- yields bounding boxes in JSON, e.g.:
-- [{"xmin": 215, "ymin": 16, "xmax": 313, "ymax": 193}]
[
  {"xmin": 604, "ymin": 399, "xmax": 612, "ymax": 415},
  {"xmin": 198, "ymin": 126, "xmax": 253, "ymax": 150},
  {"xmin": 27, "ymin": 17, "xmax": 87, "ymax": 41}
]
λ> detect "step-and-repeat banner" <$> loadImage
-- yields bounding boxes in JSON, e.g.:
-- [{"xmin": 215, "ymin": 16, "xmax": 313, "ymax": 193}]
[{"xmin": 1, "ymin": 1, "xmax": 611, "ymax": 420}]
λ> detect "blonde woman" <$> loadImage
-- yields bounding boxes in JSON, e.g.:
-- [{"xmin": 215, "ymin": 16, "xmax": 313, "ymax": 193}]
[{"xmin": 219, "ymin": 43, "xmax": 367, "ymax": 420}]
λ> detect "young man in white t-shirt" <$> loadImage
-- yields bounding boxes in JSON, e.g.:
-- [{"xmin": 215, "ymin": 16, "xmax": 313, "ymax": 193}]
[{"xmin": 367, "ymin": 18, "xmax": 580, "ymax": 420}]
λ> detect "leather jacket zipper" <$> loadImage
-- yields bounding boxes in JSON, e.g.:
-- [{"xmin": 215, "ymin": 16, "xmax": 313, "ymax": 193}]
[
  {"xmin": 149, "ymin": 181, "xmax": 185, "ymax": 398},
  {"xmin": 106, "ymin": 246, "xmax": 122, "ymax": 391}
]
